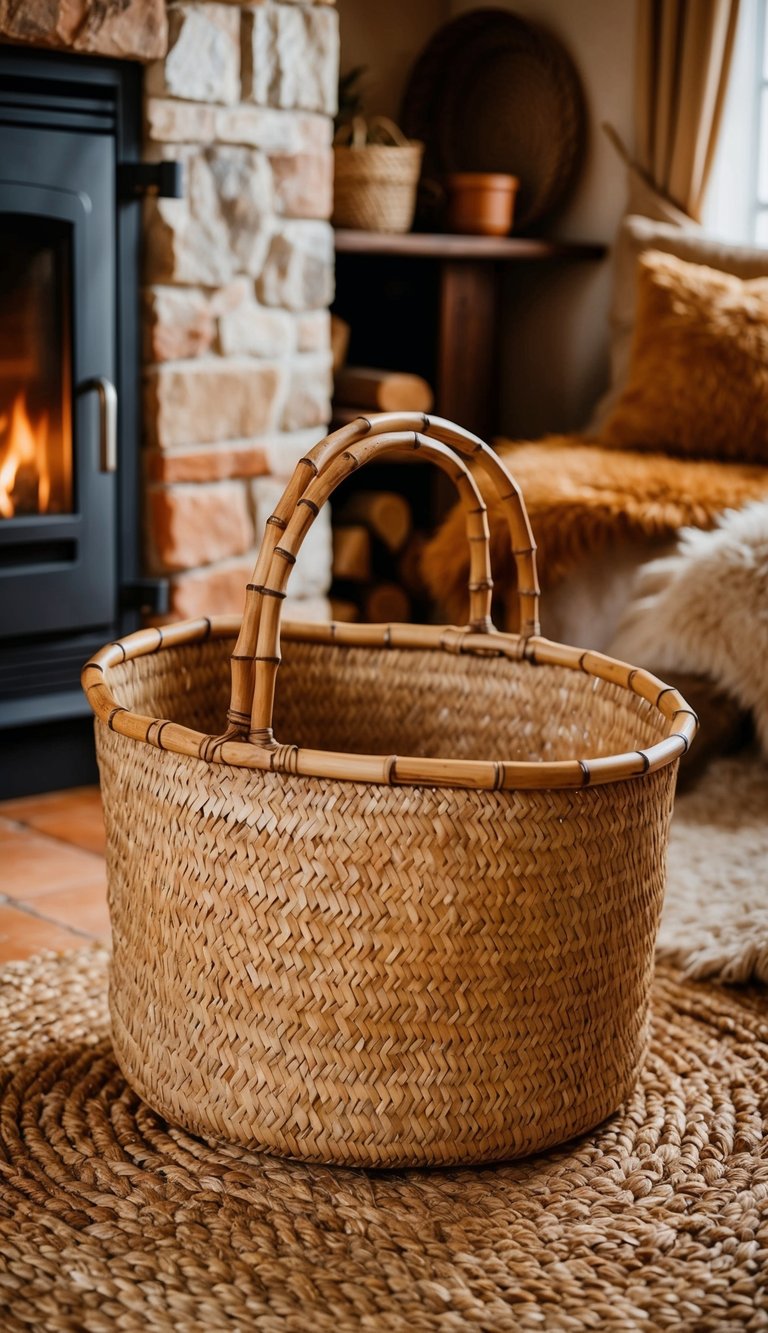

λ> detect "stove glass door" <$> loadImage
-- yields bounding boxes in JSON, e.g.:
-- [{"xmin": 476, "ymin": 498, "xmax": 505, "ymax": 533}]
[{"xmin": 0, "ymin": 218, "xmax": 73, "ymax": 522}]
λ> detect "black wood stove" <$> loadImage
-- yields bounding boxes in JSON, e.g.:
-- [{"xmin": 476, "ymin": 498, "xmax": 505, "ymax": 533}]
[{"xmin": 0, "ymin": 50, "xmax": 167, "ymax": 798}]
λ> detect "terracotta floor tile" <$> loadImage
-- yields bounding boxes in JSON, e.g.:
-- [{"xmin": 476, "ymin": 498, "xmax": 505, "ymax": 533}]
[
  {"xmin": 26, "ymin": 880, "xmax": 111, "ymax": 940},
  {"xmin": 0, "ymin": 818, "xmax": 23, "ymax": 842},
  {"xmin": 0, "ymin": 904, "xmax": 86, "ymax": 964},
  {"xmin": 0, "ymin": 785, "xmax": 106, "ymax": 855},
  {"xmin": 0, "ymin": 822, "xmax": 107, "ymax": 901}
]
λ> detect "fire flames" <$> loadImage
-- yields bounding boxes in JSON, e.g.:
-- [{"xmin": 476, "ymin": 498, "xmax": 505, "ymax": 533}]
[{"xmin": 0, "ymin": 391, "xmax": 51, "ymax": 518}]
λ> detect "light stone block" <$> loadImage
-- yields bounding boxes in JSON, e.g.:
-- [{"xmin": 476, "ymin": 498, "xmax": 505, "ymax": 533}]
[
  {"xmin": 145, "ymin": 197, "xmax": 236, "ymax": 286},
  {"xmin": 144, "ymin": 287, "xmax": 216, "ymax": 363},
  {"xmin": 206, "ymin": 147, "xmax": 274, "ymax": 273},
  {"xmin": 259, "ymin": 426, "xmax": 327, "ymax": 479},
  {"xmin": 209, "ymin": 277, "xmax": 252, "ymax": 315},
  {"xmin": 146, "ymin": 4, "xmax": 240, "ymax": 106},
  {"xmin": 145, "ymin": 146, "xmax": 274, "ymax": 283},
  {"xmin": 283, "ymin": 596, "xmax": 332, "ymax": 624},
  {"xmin": 145, "ymin": 359, "xmax": 285, "ymax": 448},
  {"xmin": 280, "ymin": 352, "xmax": 332, "ymax": 431},
  {"xmin": 270, "ymin": 149, "xmax": 333, "ymax": 219},
  {"xmin": 242, "ymin": 4, "xmax": 338, "ymax": 115},
  {"xmin": 169, "ymin": 556, "xmax": 254, "ymax": 619},
  {"xmin": 218, "ymin": 301, "xmax": 296, "ymax": 356},
  {"xmin": 257, "ymin": 220, "xmax": 334, "ymax": 311},
  {"xmin": 218, "ymin": 106, "xmax": 331, "ymax": 152},
  {"xmin": 144, "ymin": 278, "xmax": 262, "ymax": 363},
  {"xmin": 145, "ymin": 99, "xmax": 218, "ymax": 145},
  {"xmin": 148, "ymin": 480, "xmax": 254, "ymax": 573},
  {"xmin": 146, "ymin": 439, "xmax": 270, "ymax": 484},
  {"xmin": 170, "ymin": 561, "xmax": 330, "ymax": 625},
  {"xmin": 295, "ymin": 309, "xmax": 330, "ymax": 353},
  {"xmin": 145, "ymin": 99, "xmax": 332, "ymax": 153}
]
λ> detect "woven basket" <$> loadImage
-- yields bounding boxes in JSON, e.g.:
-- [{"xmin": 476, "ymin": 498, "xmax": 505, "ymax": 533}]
[
  {"xmin": 83, "ymin": 413, "xmax": 697, "ymax": 1170},
  {"xmin": 333, "ymin": 116, "xmax": 424, "ymax": 232}
]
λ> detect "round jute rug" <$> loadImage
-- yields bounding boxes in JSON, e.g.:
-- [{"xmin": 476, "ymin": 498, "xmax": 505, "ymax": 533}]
[{"xmin": 0, "ymin": 949, "xmax": 766, "ymax": 1333}]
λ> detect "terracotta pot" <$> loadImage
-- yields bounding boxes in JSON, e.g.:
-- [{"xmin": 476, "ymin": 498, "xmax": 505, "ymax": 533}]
[{"xmin": 445, "ymin": 172, "xmax": 519, "ymax": 236}]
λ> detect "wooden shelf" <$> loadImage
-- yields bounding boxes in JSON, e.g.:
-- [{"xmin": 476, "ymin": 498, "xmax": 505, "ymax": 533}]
[
  {"xmin": 333, "ymin": 229, "xmax": 607, "ymax": 261},
  {"xmin": 332, "ymin": 228, "xmax": 607, "ymax": 444}
]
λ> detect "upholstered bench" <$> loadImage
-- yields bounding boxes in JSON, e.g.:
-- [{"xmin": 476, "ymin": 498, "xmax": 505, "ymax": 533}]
[{"xmin": 422, "ymin": 435, "xmax": 768, "ymax": 645}]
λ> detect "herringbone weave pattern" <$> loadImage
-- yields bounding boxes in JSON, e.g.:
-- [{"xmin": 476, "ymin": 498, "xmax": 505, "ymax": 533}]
[{"xmin": 95, "ymin": 636, "xmax": 676, "ymax": 1167}]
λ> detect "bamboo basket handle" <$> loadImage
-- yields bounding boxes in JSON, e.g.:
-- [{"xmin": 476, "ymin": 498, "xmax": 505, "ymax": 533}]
[
  {"xmin": 334, "ymin": 115, "xmax": 413, "ymax": 148},
  {"xmin": 245, "ymin": 428, "xmax": 539, "ymax": 746},
  {"xmin": 228, "ymin": 430, "xmax": 490, "ymax": 733},
  {"xmin": 365, "ymin": 115, "xmax": 414, "ymax": 147},
  {"xmin": 226, "ymin": 412, "xmax": 538, "ymax": 735}
]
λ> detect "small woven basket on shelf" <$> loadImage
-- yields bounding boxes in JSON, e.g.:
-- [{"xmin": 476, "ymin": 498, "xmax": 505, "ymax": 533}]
[
  {"xmin": 333, "ymin": 116, "xmax": 424, "ymax": 233},
  {"xmin": 83, "ymin": 412, "xmax": 697, "ymax": 1170}
]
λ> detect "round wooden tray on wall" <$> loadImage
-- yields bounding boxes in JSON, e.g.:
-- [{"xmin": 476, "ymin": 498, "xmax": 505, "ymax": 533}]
[{"xmin": 401, "ymin": 8, "xmax": 587, "ymax": 233}]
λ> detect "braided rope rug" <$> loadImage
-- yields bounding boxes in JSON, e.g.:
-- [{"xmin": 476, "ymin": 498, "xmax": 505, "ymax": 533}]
[
  {"xmin": 660, "ymin": 753, "xmax": 768, "ymax": 985},
  {"xmin": 0, "ymin": 948, "xmax": 767, "ymax": 1331}
]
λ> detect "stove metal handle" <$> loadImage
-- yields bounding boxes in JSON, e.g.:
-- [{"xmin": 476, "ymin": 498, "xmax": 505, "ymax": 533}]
[{"xmin": 77, "ymin": 376, "xmax": 117, "ymax": 473}]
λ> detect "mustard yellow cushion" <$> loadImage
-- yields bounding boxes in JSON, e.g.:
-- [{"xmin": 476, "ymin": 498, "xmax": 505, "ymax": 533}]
[{"xmin": 598, "ymin": 250, "xmax": 768, "ymax": 462}]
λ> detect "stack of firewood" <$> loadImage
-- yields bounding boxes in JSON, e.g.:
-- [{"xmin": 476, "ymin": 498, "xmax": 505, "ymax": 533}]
[
  {"xmin": 329, "ymin": 317, "xmax": 434, "ymax": 623},
  {"xmin": 330, "ymin": 489, "xmax": 430, "ymax": 623}
]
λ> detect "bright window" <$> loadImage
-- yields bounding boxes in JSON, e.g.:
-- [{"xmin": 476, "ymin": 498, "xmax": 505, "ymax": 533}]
[
  {"xmin": 704, "ymin": 0, "xmax": 766, "ymax": 243},
  {"xmin": 756, "ymin": 0, "xmax": 768, "ymax": 241}
]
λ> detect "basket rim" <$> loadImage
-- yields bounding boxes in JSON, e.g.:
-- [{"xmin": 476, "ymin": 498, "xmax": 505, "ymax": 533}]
[
  {"xmin": 333, "ymin": 141, "xmax": 424, "ymax": 155},
  {"xmin": 82, "ymin": 616, "xmax": 697, "ymax": 791}
]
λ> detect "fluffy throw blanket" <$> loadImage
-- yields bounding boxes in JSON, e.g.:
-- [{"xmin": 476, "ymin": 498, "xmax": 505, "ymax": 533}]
[
  {"xmin": 421, "ymin": 436, "xmax": 768, "ymax": 626},
  {"xmin": 608, "ymin": 502, "xmax": 768, "ymax": 756}
]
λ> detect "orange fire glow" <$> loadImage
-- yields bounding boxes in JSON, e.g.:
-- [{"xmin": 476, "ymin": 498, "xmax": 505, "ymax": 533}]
[{"xmin": 0, "ymin": 392, "xmax": 51, "ymax": 518}]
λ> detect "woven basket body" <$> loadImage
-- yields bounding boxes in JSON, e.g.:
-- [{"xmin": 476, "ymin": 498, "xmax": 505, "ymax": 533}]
[
  {"xmin": 84, "ymin": 413, "xmax": 694, "ymax": 1169},
  {"xmin": 96, "ymin": 638, "xmax": 677, "ymax": 1167},
  {"xmin": 332, "ymin": 142, "xmax": 423, "ymax": 232}
]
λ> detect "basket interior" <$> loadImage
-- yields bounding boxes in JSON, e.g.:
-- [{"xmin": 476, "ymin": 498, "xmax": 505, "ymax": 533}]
[{"xmin": 106, "ymin": 635, "xmax": 668, "ymax": 764}]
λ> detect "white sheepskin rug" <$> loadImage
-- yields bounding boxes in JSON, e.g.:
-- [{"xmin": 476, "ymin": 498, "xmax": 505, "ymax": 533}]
[
  {"xmin": 660, "ymin": 751, "xmax": 768, "ymax": 984},
  {"xmin": 606, "ymin": 504, "xmax": 768, "ymax": 983},
  {"xmin": 608, "ymin": 502, "xmax": 768, "ymax": 754}
]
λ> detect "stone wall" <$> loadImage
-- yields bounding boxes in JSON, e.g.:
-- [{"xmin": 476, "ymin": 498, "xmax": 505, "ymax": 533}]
[{"xmin": 143, "ymin": 0, "xmax": 338, "ymax": 620}]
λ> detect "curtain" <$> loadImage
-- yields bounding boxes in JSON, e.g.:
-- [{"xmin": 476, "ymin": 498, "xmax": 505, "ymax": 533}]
[{"xmin": 635, "ymin": 0, "xmax": 741, "ymax": 220}]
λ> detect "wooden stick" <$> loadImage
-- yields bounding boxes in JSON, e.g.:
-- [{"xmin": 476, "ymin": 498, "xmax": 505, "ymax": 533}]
[
  {"xmin": 332, "ymin": 524, "xmax": 372, "ymax": 582},
  {"xmin": 363, "ymin": 582, "xmax": 411, "ymax": 624},
  {"xmin": 328, "ymin": 598, "xmax": 359, "ymax": 623},
  {"xmin": 337, "ymin": 490, "xmax": 412, "ymax": 554},
  {"xmin": 330, "ymin": 314, "xmax": 350, "ymax": 374},
  {"xmin": 397, "ymin": 532, "xmax": 428, "ymax": 598},
  {"xmin": 335, "ymin": 366, "xmax": 433, "ymax": 413}
]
